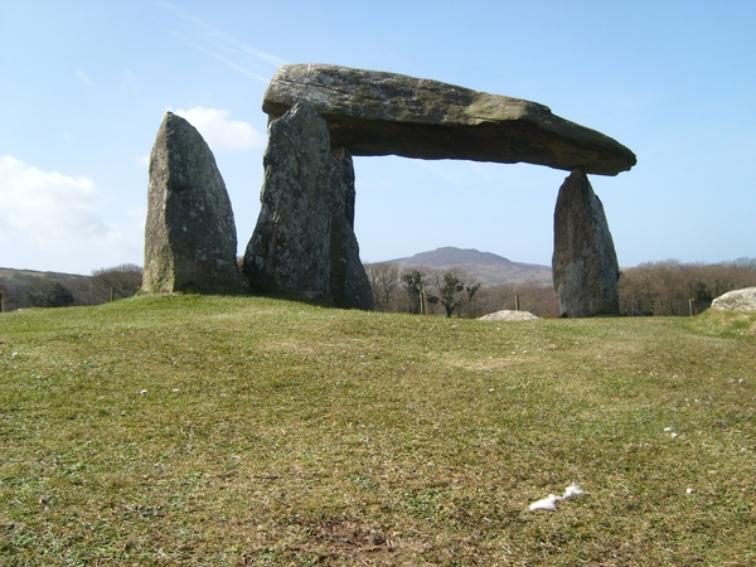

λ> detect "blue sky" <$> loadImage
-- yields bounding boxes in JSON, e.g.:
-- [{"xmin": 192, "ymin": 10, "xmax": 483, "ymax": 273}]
[{"xmin": 1, "ymin": 0, "xmax": 754, "ymax": 274}]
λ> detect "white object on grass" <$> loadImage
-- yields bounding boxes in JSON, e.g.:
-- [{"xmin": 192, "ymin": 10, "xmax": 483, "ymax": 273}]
[
  {"xmin": 529, "ymin": 483, "xmax": 586, "ymax": 512},
  {"xmin": 563, "ymin": 482, "xmax": 585, "ymax": 500},
  {"xmin": 663, "ymin": 426, "xmax": 673, "ymax": 432},
  {"xmin": 528, "ymin": 494, "xmax": 562, "ymax": 512}
]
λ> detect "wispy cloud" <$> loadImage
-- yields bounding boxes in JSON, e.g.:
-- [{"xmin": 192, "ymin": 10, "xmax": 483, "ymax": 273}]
[
  {"xmin": 159, "ymin": 1, "xmax": 285, "ymax": 84},
  {"xmin": 414, "ymin": 159, "xmax": 498, "ymax": 186},
  {"xmin": 415, "ymin": 160, "xmax": 467, "ymax": 185},
  {"xmin": 75, "ymin": 68, "xmax": 94, "ymax": 87},
  {"xmin": 174, "ymin": 32, "xmax": 270, "ymax": 84},
  {"xmin": 173, "ymin": 106, "xmax": 265, "ymax": 152},
  {"xmin": 468, "ymin": 161, "xmax": 495, "ymax": 183}
]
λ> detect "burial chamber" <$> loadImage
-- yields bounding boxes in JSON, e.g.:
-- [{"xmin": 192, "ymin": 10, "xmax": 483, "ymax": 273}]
[{"xmin": 144, "ymin": 64, "xmax": 636, "ymax": 316}]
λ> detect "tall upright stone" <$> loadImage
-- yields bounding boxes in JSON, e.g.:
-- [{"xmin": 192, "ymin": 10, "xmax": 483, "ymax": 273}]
[
  {"xmin": 143, "ymin": 112, "xmax": 245, "ymax": 294},
  {"xmin": 243, "ymin": 102, "xmax": 373, "ymax": 309},
  {"xmin": 552, "ymin": 169, "xmax": 619, "ymax": 317}
]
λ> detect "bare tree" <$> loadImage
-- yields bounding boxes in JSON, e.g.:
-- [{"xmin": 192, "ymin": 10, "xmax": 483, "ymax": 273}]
[
  {"xmin": 91, "ymin": 264, "xmax": 143, "ymax": 301},
  {"xmin": 365, "ymin": 262, "xmax": 400, "ymax": 310},
  {"xmin": 401, "ymin": 269, "xmax": 425, "ymax": 314},
  {"xmin": 619, "ymin": 260, "xmax": 756, "ymax": 316}
]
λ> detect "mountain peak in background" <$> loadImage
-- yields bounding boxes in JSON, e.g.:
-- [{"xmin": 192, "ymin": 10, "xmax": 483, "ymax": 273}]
[
  {"xmin": 398, "ymin": 247, "xmax": 510, "ymax": 267},
  {"xmin": 376, "ymin": 246, "xmax": 553, "ymax": 287}
]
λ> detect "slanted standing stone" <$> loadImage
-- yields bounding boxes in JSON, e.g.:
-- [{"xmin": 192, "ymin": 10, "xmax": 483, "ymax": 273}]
[
  {"xmin": 243, "ymin": 102, "xmax": 373, "ymax": 309},
  {"xmin": 552, "ymin": 169, "xmax": 619, "ymax": 317},
  {"xmin": 143, "ymin": 112, "xmax": 245, "ymax": 294}
]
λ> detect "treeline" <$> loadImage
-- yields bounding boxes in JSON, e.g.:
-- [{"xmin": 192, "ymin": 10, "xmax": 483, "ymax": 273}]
[
  {"xmin": 619, "ymin": 259, "xmax": 756, "ymax": 316},
  {"xmin": 366, "ymin": 263, "xmax": 559, "ymax": 318},
  {"xmin": 366, "ymin": 259, "xmax": 756, "ymax": 318},
  {"xmin": 0, "ymin": 264, "xmax": 142, "ymax": 312},
  {"xmin": 3, "ymin": 259, "xmax": 753, "ymax": 317}
]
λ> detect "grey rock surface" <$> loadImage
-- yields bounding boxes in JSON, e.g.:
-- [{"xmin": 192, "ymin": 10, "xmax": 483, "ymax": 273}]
[
  {"xmin": 143, "ymin": 112, "xmax": 245, "ymax": 294},
  {"xmin": 243, "ymin": 103, "xmax": 373, "ymax": 309},
  {"xmin": 263, "ymin": 64, "xmax": 636, "ymax": 175},
  {"xmin": 710, "ymin": 287, "xmax": 756, "ymax": 312},
  {"xmin": 478, "ymin": 309, "xmax": 539, "ymax": 321},
  {"xmin": 552, "ymin": 169, "xmax": 619, "ymax": 317}
]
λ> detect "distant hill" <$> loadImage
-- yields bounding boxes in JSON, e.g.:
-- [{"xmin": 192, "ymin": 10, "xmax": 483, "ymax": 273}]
[
  {"xmin": 0, "ymin": 266, "xmax": 141, "ymax": 312},
  {"xmin": 376, "ymin": 247, "xmax": 553, "ymax": 287}
]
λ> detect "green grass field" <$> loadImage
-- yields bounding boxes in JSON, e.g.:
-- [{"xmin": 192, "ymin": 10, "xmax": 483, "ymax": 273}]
[{"xmin": 1, "ymin": 296, "xmax": 754, "ymax": 566}]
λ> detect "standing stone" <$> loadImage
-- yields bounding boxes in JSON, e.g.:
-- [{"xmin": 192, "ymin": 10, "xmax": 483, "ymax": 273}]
[
  {"xmin": 143, "ymin": 112, "xmax": 245, "ymax": 294},
  {"xmin": 243, "ymin": 102, "xmax": 373, "ymax": 309},
  {"xmin": 552, "ymin": 169, "xmax": 619, "ymax": 317}
]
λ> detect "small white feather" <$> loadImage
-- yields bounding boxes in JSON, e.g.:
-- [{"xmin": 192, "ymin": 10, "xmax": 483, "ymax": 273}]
[
  {"xmin": 528, "ymin": 494, "xmax": 562, "ymax": 512},
  {"xmin": 563, "ymin": 482, "xmax": 585, "ymax": 500}
]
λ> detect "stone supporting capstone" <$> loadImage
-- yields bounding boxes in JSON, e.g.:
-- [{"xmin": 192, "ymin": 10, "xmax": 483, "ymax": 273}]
[
  {"xmin": 142, "ymin": 112, "xmax": 246, "ymax": 294},
  {"xmin": 242, "ymin": 102, "xmax": 373, "ymax": 309},
  {"xmin": 552, "ymin": 169, "xmax": 620, "ymax": 317}
]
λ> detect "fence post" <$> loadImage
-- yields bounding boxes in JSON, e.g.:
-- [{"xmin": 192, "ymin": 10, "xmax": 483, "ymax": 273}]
[
  {"xmin": 0, "ymin": 289, "xmax": 4, "ymax": 313},
  {"xmin": 688, "ymin": 298, "xmax": 694, "ymax": 317},
  {"xmin": 110, "ymin": 287, "xmax": 115, "ymax": 302},
  {"xmin": 514, "ymin": 295, "xmax": 520, "ymax": 311}
]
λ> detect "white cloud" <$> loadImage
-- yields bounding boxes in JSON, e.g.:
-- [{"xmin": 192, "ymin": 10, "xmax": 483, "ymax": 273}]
[
  {"xmin": 0, "ymin": 156, "xmax": 143, "ymax": 273},
  {"xmin": 0, "ymin": 155, "xmax": 101, "ymax": 243},
  {"xmin": 173, "ymin": 106, "xmax": 264, "ymax": 152},
  {"xmin": 75, "ymin": 68, "xmax": 94, "ymax": 87}
]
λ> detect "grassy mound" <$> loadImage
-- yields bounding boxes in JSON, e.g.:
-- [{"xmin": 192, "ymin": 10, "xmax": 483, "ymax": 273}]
[{"xmin": 1, "ymin": 296, "xmax": 753, "ymax": 565}]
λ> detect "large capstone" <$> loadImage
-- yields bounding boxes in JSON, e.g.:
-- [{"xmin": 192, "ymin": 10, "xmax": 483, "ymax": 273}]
[
  {"xmin": 143, "ymin": 112, "xmax": 245, "ymax": 294},
  {"xmin": 263, "ymin": 64, "xmax": 636, "ymax": 176},
  {"xmin": 243, "ymin": 102, "xmax": 373, "ymax": 309},
  {"xmin": 552, "ymin": 169, "xmax": 619, "ymax": 317}
]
